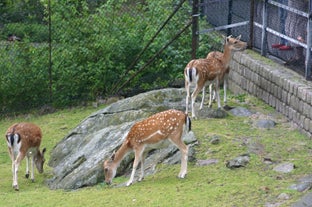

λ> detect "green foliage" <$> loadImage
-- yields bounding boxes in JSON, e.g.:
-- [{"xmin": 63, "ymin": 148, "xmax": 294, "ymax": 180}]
[
  {"xmin": 0, "ymin": 42, "xmax": 50, "ymax": 114},
  {"xmin": 0, "ymin": 0, "xmax": 223, "ymax": 114},
  {"xmin": 0, "ymin": 0, "xmax": 44, "ymax": 24},
  {"xmin": 49, "ymin": 0, "xmax": 192, "ymax": 104},
  {"xmin": 2, "ymin": 23, "xmax": 49, "ymax": 42}
]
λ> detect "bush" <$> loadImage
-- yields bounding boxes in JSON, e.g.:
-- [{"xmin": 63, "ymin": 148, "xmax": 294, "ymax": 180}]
[
  {"xmin": 0, "ymin": 43, "xmax": 50, "ymax": 114},
  {"xmin": 0, "ymin": 0, "xmax": 224, "ymax": 115},
  {"xmin": 1, "ymin": 23, "xmax": 49, "ymax": 42}
]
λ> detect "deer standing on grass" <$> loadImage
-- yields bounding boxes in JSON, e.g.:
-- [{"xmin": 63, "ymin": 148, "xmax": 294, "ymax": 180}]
[
  {"xmin": 185, "ymin": 35, "xmax": 247, "ymax": 118},
  {"xmin": 103, "ymin": 109, "xmax": 191, "ymax": 186},
  {"xmin": 5, "ymin": 122, "xmax": 46, "ymax": 191}
]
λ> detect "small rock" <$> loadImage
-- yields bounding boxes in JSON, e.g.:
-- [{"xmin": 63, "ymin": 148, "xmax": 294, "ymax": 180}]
[
  {"xmin": 196, "ymin": 159, "xmax": 219, "ymax": 166},
  {"xmin": 230, "ymin": 107, "xmax": 253, "ymax": 117},
  {"xmin": 263, "ymin": 157, "xmax": 274, "ymax": 165},
  {"xmin": 226, "ymin": 154, "xmax": 250, "ymax": 169},
  {"xmin": 210, "ymin": 135, "xmax": 220, "ymax": 145},
  {"xmin": 278, "ymin": 193, "xmax": 290, "ymax": 200},
  {"xmin": 291, "ymin": 192, "xmax": 312, "ymax": 207},
  {"xmin": 273, "ymin": 162, "xmax": 295, "ymax": 173},
  {"xmin": 198, "ymin": 107, "xmax": 228, "ymax": 119},
  {"xmin": 289, "ymin": 174, "xmax": 312, "ymax": 192},
  {"xmin": 223, "ymin": 105, "xmax": 234, "ymax": 111},
  {"xmin": 255, "ymin": 119, "xmax": 276, "ymax": 129}
]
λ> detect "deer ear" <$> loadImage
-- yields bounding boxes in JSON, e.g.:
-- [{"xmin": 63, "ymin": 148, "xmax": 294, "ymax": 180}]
[
  {"xmin": 236, "ymin": 35, "xmax": 241, "ymax": 40},
  {"xmin": 42, "ymin": 148, "xmax": 46, "ymax": 155},
  {"xmin": 225, "ymin": 35, "xmax": 232, "ymax": 43},
  {"xmin": 110, "ymin": 151, "xmax": 116, "ymax": 161}
]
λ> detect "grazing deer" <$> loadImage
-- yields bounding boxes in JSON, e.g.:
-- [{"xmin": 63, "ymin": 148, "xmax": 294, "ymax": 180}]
[
  {"xmin": 5, "ymin": 122, "xmax": 46, "ymax": 191},
  {"xmin": 185, "ymin": 35, "xmax": 247, "ymax": 118},
  {"xmin": 103, "ymin": 109, "xmax": 191, "ymax": 186}
]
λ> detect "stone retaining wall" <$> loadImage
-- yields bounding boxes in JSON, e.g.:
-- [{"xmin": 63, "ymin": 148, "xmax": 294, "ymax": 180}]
[{"xmin": 228, "ymin": 51, "xmax": 312, "ymax": 137}]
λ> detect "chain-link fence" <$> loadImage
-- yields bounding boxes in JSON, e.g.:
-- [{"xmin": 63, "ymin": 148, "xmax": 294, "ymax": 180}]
[
  {"xmin": 0, "ymin": 0, "xmax": 192, "ymax": 114},
  {"xmin": 199, "ymin": 0, "xmax": 311, "ymax": 78},
  {"xmin": 1, "ymin": 0, "xmax": 311, "ymax": 114}
]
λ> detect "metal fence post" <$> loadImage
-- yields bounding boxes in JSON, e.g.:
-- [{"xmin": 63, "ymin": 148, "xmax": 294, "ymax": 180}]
[
  {"xmin": 48, "ymin": 0, "xmax": 53, "ymax": 102},
  {"xmin": 261, "ymin": 0, "xmax": 268, "ymax": 56},
  {"xmin": 192, "ymin": 0, "xmax": 199, "ymax": 59},
  {"xmin": 249, "ymin": 0, "xmax": 255, "ymax": 49},
  {"xmin": 305, "ymin": 0, "xmax": 312, "ymax": 80},
  {"xmin": 227, "ymin": 0, "xmax": 233, "ymax": 36}
]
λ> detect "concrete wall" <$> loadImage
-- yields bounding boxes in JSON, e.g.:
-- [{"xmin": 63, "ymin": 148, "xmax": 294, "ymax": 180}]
[{"xmin": 229, "ymin": 51, "xmax": 312, "ymax": 137}]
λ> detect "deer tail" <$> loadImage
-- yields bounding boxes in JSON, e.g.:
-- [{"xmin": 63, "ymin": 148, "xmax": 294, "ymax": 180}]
[
  {"xmin": 7, "ymin": 133, "xmax": 20, "ymax": 147},
  {"xmin": 185, "ymin": 114, "xmax": 191, "ymax": 132},
  {"xmin": 185, "ymin": 67, "xmax": 196, "ymax": 83},
  {"xmin": 6, "ymin": 124, "xmax": 21, "ymax": 147}
]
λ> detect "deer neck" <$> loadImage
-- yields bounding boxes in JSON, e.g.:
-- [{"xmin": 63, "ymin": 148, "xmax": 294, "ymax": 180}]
[
  {"xmin": 112, "ymin": 141, "xmax": 131, "ymax": 167},
  {"xmin": 221, "ymin": 45, "xmax": 233, "ymax": 68}
]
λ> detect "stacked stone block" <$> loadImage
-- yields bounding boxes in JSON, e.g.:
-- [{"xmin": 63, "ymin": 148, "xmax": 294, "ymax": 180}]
[{"xmin": 229, "ymin": 52, "xmax": 312, "ymax": 137}]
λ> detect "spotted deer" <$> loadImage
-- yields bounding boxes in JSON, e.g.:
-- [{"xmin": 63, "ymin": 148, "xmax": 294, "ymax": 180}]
[
  {"xmin": 103, "ymin": 109, "xmax": 191, "ymax": 186},
  {"xmin": 5, "ymin": 122, "xmax": 46, "ymax": 191},
  {"xmin": 185, "ymin": 35, "xmax": 247, "ymax": 118}
]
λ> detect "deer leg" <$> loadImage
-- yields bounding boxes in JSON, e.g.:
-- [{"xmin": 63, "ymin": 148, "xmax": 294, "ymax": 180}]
[
  {"xmin": 13, "ymin": 160, "xmax": 19, "ymax": 190},
  {"xmin": 127, "ymin": 147, "xmax": 144, "ymax": 186},
  {"xmin": 13, "ymin": 153, "xmax": 24, "ymax": 191},
  {"xmin": 170, "ymin": 134, "xmax": 188, "ymax": 178},
  {"xmin": 25, "ymin": 155, "xmax": 30, "ymax": 179},
  {"xmin": 223, "ymin": 74, "xmax": 228, "ymax": 106},
  {"xmin": 138, "ymin": 153, "xmax": 146, "ymax": 182},
  {"xmin": 11, "ymin": 161, "xmax": 15, "ymax": 187},
  {"xmin": 31, "ymin": 155, "xmax": 35, "ymax": 182},
  {"xmin": 185, "ymin": 81, "xmax": 190, "ymax": 114},
  {"xmin": 199, "ymin": 86, "xmax": 205, "ymax": 110},
  {"xmin": 191, "ymin": 85, "xmax": 203, "ymax": 119},
  {"xmin": 215, "ymin": 79, "xmax": 222, "ymax": 109},
  {"xmin": 208, "ymin": 84, "xmax": 213, "ymax": 108},
  {"xmin": 8, "ymin": 148, "xmax": 15, "ymax": 187}
]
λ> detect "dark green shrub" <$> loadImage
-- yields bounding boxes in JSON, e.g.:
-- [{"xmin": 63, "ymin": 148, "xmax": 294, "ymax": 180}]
[{"xmin": 2, "ymin": 23, "xmax": 49, "ymax": 42}]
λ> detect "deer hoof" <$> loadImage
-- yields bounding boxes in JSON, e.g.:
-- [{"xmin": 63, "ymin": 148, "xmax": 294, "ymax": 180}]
[
  {"xmin": 126, "ymin": 181, "xmax": 133, "ymax": 187},
  {"xmin": 25, "ymin": 173, "xmax": 29, "ymax": 179},
  {"xmin": 178, "ymin": 173, "xmax": 187, "ymax": 179},
  {"xmin": 13, "ymin": 185, "xmax": 19, "ymax": 191}
]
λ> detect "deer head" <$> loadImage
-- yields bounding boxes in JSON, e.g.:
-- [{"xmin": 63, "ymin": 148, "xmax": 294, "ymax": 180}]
[
  {"xmin": 103, "ymin": 152, "xmax": 117, "ymax": 185},
  {"xmin": 35, "ymin": 148, "xmax": 46, "ymax": 173},
  {"xmin": 225, "ymin": 35, "xmax": 247, "ymax": 52}
]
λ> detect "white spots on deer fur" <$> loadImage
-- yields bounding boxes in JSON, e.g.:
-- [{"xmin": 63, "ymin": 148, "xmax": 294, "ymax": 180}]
[{"xmin": 130, "ymin": 109, "xmax": 184, "ymax": 144}]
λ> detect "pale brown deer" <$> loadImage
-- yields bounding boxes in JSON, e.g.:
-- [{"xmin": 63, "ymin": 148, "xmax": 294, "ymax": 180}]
[
  {"xmin": 5, "ymin": 122, "xmax": 46, "ymax": 191},
  {"xmin": 103, "ymin": 109, "xmax": 191, "ymax": 186},
  {"xmin": 185, "ymin": 35, "xmax": 247, "ymax": 118}
]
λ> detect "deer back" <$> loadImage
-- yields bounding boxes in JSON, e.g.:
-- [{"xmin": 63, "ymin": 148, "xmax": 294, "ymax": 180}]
[
  {"xmin": 185, "ymin": 58, "xmax": 225, "ymax": 84},
  {"xmin": 6, "ymin": 122, "xmax": 42, "ymax": 149},
  {"xmin": 127, "ymin": 109, "xmax": 188, "ymax": 146}
]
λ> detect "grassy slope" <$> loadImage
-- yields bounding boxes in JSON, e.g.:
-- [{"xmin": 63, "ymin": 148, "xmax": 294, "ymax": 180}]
[{"xmin": 0, "ymin": 94, "xmax": 311, "ymax": 207}]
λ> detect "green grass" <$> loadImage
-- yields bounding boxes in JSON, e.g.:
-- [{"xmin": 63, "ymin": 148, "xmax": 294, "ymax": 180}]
[{"xmin": 0, "ymin": 94, "xmax": 310, "ymax": 207}]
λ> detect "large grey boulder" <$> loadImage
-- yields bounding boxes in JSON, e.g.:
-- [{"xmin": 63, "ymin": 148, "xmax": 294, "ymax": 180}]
[{"xmin": 47, "ymin": 88, "xmax": 197, "ymax": 190}]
